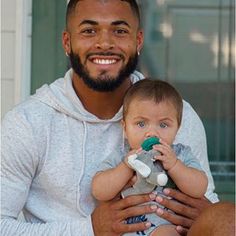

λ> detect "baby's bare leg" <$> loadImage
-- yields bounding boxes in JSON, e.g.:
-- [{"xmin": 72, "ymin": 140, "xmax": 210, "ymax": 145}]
[{"xmin": 150, "ymin": 224, "xmax": 180, "ymax": 236}]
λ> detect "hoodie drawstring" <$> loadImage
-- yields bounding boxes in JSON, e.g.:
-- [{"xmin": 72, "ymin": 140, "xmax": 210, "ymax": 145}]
[{"xmin": 76, "ymin": 121, "xmax": 88, "ymax": 217}]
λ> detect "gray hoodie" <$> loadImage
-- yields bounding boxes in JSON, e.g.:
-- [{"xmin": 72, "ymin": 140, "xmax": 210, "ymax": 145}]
[{"xmin": 1, "ymin": 69, "xmax": 218, "ymax": 236}]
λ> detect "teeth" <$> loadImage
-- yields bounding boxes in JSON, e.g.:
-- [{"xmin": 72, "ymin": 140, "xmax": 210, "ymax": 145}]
[{"xmin": 93, "ymin": 59, "xmax": 116, "ymax": 65}]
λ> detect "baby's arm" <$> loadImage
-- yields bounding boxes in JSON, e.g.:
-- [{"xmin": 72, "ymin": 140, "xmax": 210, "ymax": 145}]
[
  {"xmin": 167, "ymin": 159, "xmax": 208, "ymax": 198},
  {"xmin": 92, "ymin": 155, "xmax": 134, "ymax": 201},
  {"xmin": 154, "ymin": 140, "xmax": 208, "ymax": 198}
]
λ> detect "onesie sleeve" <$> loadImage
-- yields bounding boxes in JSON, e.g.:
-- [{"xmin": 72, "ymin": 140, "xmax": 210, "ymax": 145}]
[{"xmin": 174, "ymin": 144, "xmax": 203, "ymax": 171}]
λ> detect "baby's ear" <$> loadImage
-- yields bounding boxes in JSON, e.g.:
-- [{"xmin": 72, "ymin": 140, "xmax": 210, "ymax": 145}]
[
  {"xmin": 121, "ymin": 119, "xmax": 125, "ymax": 127},
  {"xmin": 121, "ymin": 120, "xmax": 127, "ymax": 139}
]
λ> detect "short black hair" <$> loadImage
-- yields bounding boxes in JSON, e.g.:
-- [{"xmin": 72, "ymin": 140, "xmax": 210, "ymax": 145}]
[{"xmin": 66, "ymin": 0, "xmax": 140, "ymax": 29}]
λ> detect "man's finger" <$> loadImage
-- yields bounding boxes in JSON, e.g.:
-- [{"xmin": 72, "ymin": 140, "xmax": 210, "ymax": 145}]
[
  {"xmin": 113, "ymin": 193, "xmax": 156, "ymax": 210},
  {"xmin": 156, "ymin": 207, "xmax": 193, "ymax": 228},
  {"xmin": 115, "ymin": 221, "xmax": 152, "ymax": 234},
  {"xmin": 163, "ymin": 188, "xmax": 210, "ymax": 208},
  {"xmin": 119, "ymin": 203, "xmax": 158, "ymax": 219},
  {"xmin": 156, "ymin": 195, "xmax": 199, "ymax": 220},
  {"xmin": 176, "ymin": 225, "xmax": 189, "ymax": 236}
]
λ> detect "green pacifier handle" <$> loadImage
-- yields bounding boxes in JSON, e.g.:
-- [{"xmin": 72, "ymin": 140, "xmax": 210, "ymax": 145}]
[{"xmin": 141, "ymin": 137, "xmax": 160, "ymax": 151}]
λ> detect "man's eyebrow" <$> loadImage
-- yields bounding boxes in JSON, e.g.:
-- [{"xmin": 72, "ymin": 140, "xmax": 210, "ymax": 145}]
[
  {"xmin": 111, "ymin": 20, "xmax": 130, "ymax": 28},
  {"xmin": 79, "ymin": 20, "xmax": 98, "ymax": 26},
  {"xmin": 78, "ymin": 19, "xmax": 130, "ymax": 28}
]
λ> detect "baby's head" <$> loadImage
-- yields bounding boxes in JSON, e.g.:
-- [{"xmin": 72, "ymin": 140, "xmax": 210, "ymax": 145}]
[{"xmin": 122, "ymin": 79, "xmax": 183, "ymax": 149}]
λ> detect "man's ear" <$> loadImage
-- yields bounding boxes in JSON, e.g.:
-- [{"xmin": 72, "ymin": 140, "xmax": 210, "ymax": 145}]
[
  {"xmin": 136, "ymin": 29, "xmax": 144, "ymax": 54},
  {"xmin": 62, "ymin": 31, "xmax": 71, "ymax": 55}
]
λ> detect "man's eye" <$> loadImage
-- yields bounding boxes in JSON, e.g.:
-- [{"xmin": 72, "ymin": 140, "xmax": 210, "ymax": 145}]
[
  {"xmin": 160, "ymin": 122, "xmax": 168, "ymax": 128},
  {"xmin": 137, "ymin": 121, "xmax": 145, "ymax": 128},
  {"xmin": 115, "ymin": 29, "xmax": 128, "ymax": 34},
  {"xmin": 81, "ymin": 29, "xmax": 96, "ymax": 34}
]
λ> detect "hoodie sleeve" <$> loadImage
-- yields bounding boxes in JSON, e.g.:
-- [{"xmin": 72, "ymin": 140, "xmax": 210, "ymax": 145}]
[
  {"xmin": 1, "ymin": 109, "xmax": 95, "ymax": 236},
  {"xmin": 175, "ymin": 101, "xmax": 219, "ymax": 203}
]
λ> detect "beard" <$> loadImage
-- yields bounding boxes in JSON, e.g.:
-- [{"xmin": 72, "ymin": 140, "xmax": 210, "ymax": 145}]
[{"xmin": 69, "ymin": 50, "xmax": 138, "ymax": 92}]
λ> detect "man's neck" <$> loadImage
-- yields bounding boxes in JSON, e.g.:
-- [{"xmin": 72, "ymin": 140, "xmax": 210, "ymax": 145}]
[{"xmin": 72, "ymin": 72, "xmax": 132, "ymax": 119}]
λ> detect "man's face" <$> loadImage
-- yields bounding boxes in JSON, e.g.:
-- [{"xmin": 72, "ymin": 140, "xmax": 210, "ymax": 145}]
[{"xmin": 64, "ymin": 0, "xmax": 143, "ymax": 92}]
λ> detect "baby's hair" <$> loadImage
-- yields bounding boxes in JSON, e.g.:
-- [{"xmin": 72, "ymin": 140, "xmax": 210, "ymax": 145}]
[{"xmin": 123, "ymin": 79, "xmax": 183, "ymax": 126}]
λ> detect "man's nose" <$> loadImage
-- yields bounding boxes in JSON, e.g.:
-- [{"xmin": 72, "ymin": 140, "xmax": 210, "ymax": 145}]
[{"xmin": 95, "ymin": 31, "xmax": 115, "ymax": 50}]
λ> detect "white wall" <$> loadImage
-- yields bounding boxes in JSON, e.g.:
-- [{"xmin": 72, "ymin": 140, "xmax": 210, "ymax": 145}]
[{"xmin": 1, "ymin": 0, "xmax": 32, "ymax": 118}]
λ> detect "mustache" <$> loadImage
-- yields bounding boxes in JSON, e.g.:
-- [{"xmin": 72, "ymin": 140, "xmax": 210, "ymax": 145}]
[{"xmin": 86, "ymin": 52, "xmax": 125, "ymax": 60}]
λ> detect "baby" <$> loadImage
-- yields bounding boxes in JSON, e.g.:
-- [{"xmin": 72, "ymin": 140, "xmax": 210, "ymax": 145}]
[{"xmin": 92, "ymin": 79, "xmax": 208, "ymax": 236}]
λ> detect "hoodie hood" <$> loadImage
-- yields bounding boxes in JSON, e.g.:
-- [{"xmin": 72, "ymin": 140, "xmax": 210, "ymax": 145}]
[{"xmin": 32, "ymin": 69, "xmax": 144, "ymax": 123}]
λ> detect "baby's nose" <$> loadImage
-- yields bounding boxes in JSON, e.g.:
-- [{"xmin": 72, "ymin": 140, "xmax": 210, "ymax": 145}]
[{"xmin": 145, "ymin": 131, "xmax": 159, "ymax": 139}]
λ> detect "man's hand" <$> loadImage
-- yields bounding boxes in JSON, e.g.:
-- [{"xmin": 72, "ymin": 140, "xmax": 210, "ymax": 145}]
[
  {"xmin": 91, "ymin": 193, "xmax": 158, "ymax": 236},
  {"xmin": 155, "ymin": 188, "xmax": 212, "ymax": 235}
]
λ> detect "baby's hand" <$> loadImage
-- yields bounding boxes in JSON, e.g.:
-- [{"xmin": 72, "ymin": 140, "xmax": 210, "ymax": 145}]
[
  {"xmin": 124, "ymin": 148, "xmax": 142, "ymax": 167},
  {"xmin": 152, "ymin": 139, "xmax": 177, "ymax": 171}
]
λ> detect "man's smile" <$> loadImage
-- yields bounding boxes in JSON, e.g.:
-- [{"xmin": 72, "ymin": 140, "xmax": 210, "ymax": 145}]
[
  {"xmin": 87, "ymin": 54, "xmax": 124, "ymax": 71},
  {"xmin": 88, "ymin": 52, "xmax": 124, "ymax": 65},
  {"xmin": 92, "ymin": 58, "xmax": 117, "ymax": 65}
]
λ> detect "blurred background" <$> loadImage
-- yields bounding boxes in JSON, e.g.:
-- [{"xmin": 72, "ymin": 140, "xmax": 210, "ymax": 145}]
[{"xmin": 1, "ymin": 0, "xmax": 235, "ymax": 202}]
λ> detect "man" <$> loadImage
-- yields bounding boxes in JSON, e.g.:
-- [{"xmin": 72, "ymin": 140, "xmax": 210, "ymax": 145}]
[
  {"xmin": 1, "ymin": 0, "xmax": 218, "ymax": 235},
  {"xmin": 187, "ymin": 202, "xmax": 235, "ymax": 236}
]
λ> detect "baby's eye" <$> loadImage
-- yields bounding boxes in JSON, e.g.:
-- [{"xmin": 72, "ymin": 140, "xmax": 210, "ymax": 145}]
[
  {"xmin": 160, "ymin": 122, "xmax": 168, "ymax": 128},
  {"xmin": 137, "ymin": 121, "xmax": 145, "ymax": 128}
]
